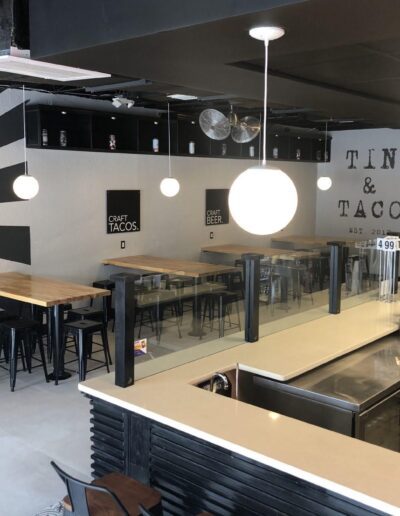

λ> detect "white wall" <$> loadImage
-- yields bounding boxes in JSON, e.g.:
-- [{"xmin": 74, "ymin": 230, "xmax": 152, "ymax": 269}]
[
  {"xmin": 0, "ymin": 89, "xmax": 317, "ymax": 284},
  {"xmin": 316, "ymin": 128, "xmax": 400, "ymax": 238}
]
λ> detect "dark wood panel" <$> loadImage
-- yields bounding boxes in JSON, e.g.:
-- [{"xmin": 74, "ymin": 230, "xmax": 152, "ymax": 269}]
[
  {"xmin": 0, "ymin": 226, "xmax": 31, "ymax": 265},
  {"xmin": 0, "ymin": 103, "xmax": 24, "ymax": 148},
  {"xmin": 0, "ymin": 162, "xmax": 26, "ymax": 203},
  {"xmin": 88, "ymin": 397, "xmax": 386, "ymax": 516}
]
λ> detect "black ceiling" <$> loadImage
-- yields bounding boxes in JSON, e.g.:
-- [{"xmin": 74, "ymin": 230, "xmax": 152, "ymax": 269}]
[{"xmin": 24, "ymin": 0, "xmax": 400, "ymax": 129}]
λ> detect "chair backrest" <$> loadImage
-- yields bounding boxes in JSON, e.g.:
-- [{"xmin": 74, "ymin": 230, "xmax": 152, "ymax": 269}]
[{"xmin": 51, "ymin": 461, "xmax": 129, "ymax": 516}]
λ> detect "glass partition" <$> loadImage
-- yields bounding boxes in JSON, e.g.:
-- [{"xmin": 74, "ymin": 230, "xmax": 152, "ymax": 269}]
[{"xmin": 106, "ymin": 240, "xmax": 389, "ymax": 381}]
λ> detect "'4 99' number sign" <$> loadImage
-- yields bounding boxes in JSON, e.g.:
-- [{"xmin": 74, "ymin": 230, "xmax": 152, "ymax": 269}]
[{"xmin": 376, "ymin": 237, "xmax": 400, "ymax": 252}]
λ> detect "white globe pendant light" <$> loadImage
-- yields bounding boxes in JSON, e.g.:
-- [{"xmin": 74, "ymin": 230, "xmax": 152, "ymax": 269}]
[
  {"xmin": 13, "ymin": 174, "xmax": 39, "ymax": 200},
  {"xmin": 160, "ymin": 177, "xmax": 180, "ymax": 197},
  {"xmin": 229, "ymin": 27, "xmax": 297, "ymax": 235},
  {"xmin": 13, "ymin": 85, "xmax": 39, "ymax": 200},
  {"xmin": 317, "ymin": 122, "xmax": 332, "ymax": 191},
  {"xmin": 160, "ymin": 103, "xmax": 180, "ymax": 197},
  {"xmin": 229, "ymin": 166, "xmax": 297, "ymax": 235}
]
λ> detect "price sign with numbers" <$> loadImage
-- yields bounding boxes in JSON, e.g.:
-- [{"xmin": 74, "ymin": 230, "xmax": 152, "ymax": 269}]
[{"xmin": 376, "ymin": 237, "xmax": 400, "ymax": 252}]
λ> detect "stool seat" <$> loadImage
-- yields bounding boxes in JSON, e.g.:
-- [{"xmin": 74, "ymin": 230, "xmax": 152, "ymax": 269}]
[
  {"xmin": 69, "ymin": 307, "xmax": 104, "ymax": 319},
  {"xmin": 65, "ymin": 319, "xmax": 103, "ymax": 334},
  {"xmin": 1, "ymin": 318, "xmax": 41, "ymax": 331},
  {"xmin": 93, "ymin": 279, "xmax": 115, "ymax": 290}
]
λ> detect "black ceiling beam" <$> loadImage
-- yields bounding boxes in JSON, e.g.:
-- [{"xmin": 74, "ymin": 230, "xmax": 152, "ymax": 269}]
[{"xmin": 29, "ymin": 0, "xmax": 305, "ymax": 59}]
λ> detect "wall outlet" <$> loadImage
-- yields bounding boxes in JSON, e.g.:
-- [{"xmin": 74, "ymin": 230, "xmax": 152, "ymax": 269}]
[
  {"xmin": 121, "ymin": 240, "xmax": 126, "ymax": 249},
  {"xmin": 209, "ymin": 232, "xmax": 214, "ymax": 239}
]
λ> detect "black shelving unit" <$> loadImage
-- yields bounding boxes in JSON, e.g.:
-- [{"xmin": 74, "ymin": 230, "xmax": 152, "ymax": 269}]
[{"xmin": 26, "ymin": 105, "xmax": 331, "ymax": 163}]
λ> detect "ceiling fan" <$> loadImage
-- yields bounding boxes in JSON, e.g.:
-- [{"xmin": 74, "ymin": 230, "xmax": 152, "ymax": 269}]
[{"xmin": 199, "ymin": 106, "xmax": 261, "ymax": 143}]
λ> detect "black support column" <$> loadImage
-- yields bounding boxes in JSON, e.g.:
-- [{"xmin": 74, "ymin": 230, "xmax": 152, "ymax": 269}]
[
  {"xmin": 328, "ymin": 242, "xmax": 344, "ymax": 314},
  {"xmin": 112, "ymin": 273, "xmax": 138, "ymax": 387},
  {"xmin": 242, "ymin": 253, "xmax": 262, "ymax": 343}
]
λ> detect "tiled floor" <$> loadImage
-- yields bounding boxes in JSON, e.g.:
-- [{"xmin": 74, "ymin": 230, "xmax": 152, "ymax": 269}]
[{"xmin": 0, "ymin": 286, "xmax": 371, "ymax": 515}]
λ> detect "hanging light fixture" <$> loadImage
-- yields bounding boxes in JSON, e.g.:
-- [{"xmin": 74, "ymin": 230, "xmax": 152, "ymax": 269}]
[
  {"xmin": 228, "ymin": 27, "xmax": 297, "ymax": 235},
  {"xmin": 160, "ymin": 103, "xmax": 180, "ymax": 197},
  {"xmin": 13, "ymin": 85, "xmax": 39, "ymax": 200},
  {"xmin": 317, "ymin": 121, "xmax": 332, "ymax": 191}
]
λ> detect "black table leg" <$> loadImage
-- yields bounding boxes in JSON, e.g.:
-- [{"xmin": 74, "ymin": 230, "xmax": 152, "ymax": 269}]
[
  {"xmin": 188, "ymin": 278, "xmax": 205, "ymax": 338},
  {"xmin": 47, "ymin": 304, "xmax": 71, "ymax": 384}
]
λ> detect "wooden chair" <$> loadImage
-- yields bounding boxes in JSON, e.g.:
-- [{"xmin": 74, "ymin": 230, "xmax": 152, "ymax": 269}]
[{"xmin": 51, "ymin": 461, "xmax": 162, "ymax": 516}]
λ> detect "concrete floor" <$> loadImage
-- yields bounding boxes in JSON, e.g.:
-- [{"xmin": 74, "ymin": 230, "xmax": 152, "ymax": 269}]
[{"xmin": 0, "ymin": 284, "xmax": 369, "ymax": 515}]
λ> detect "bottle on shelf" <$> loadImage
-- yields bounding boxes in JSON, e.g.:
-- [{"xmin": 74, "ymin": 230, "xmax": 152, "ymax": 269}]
[
  {"xmin": 152, "ymin": 137, "xmax": 159, "ymax": 153},
  {"xmin": 221, "ymin": 143, "xmax": 227, "ymax": 156},
  {"xmin": 42, "ymin": 129, "xmax": 48, "ymax": 147},
  {"xmin": 273, "ymin": 134, "xmax": 279, "ymax": 159},
  {"xmin": 109, "ymin": 134, "xmax": 116, "ymax": 151},
  {"xmin": 59, "ymin": 130, "xmax": 67, "ymax": 147},
  {"xmin": 189, "ymin": 140, "xmax": 195, "ymax": 155},
  {"xmin": 296, "ymin": 137, "xmax": 301, "ymax": 160},
  {"xmin": 249, "ymin": 145, "xmax": 255, "ymax": 158}
]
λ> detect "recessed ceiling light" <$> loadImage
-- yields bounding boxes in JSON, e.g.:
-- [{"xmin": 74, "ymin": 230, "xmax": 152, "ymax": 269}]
[
  {"xmin": 61, "ymin": 111, "xmax": 67, "ymax": 115},
  {"xmin": 111, "ymin": 116, "xmax": 116, "ymax": 120},
  {"xmin": 0, "ymin": 53, "xmax": 110, "ymax": 82},
  {"xmin": 167, "ymin": 94, "xmax": 198, "ymax": 101}
]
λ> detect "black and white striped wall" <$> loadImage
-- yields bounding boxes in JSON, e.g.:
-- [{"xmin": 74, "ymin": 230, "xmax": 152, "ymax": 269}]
[{"xmin": 0, "ymin": 89, "xmax": 31, "ymax": 265}]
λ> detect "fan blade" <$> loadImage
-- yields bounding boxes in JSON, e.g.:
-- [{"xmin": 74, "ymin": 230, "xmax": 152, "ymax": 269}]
[
  {"xmin": 199, "ymin": 109, "xmax": 230, "ymax": 140},
  {"xmin": 231, "ymin": 116, "xmax": 261, "ymax": 143}
]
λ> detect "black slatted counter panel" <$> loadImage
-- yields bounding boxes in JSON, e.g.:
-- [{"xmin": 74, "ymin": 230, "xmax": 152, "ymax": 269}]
[{"xmin": 88, "ymin": 397, "xmax": 387, "ymax": 516}]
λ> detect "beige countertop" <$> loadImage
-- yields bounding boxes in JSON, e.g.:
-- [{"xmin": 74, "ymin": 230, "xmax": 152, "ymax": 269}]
[{"xmin": 80, "ymin": 300, "xmax": 400, "ymax": 515}]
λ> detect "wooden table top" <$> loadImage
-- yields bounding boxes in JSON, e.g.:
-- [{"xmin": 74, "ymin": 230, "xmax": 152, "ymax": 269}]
[
  {"xmin": 103, "ymin": 255, "xmax": 237, "ymax": 278},
  {"xmin": 0, "ymin": 272, "xmax": 110, "ymax": 307},
  {"xmin": 271, "ymin": 234, "xmax": 359, "ymax": 247},
  {"xmin": 201, "ymin": 244, "xmax": 319, "ymax": 261}
]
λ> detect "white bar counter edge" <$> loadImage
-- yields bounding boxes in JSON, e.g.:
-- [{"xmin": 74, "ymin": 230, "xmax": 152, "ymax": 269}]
[{"xmin": 80, "ymin": 300, "xmax": 400, "ymax": 515}]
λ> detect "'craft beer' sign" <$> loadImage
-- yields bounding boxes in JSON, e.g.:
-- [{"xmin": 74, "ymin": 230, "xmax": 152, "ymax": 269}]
[
  {"xmin": 107, "ymin": 190, "xmax": 140, "ymax": 234},
  {"xmin": 205, "ymin": 189, "xmax": 229, "ymax": 226}
]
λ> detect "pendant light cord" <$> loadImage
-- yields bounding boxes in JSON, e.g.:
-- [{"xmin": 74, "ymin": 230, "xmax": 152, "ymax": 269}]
[
  {"xmin": 22, "ymin": 85, "xmax": 27, "ymax": 175},
  {"xmin": 262, "ymin": 39, "xmax": 269, "ymax": 166},
  {"xmin": 167, "ymin": 102, "xmax": 171, "ymax": 178}
]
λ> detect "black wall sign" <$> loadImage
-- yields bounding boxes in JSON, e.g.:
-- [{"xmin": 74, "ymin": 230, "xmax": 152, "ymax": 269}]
[
  {"xmin": 107, "ymin": 190, "xmax": 140, "ymax": 234},
  {"xmin": 0, "ymin": 226, "xmax": 31, "ymax": 265},
  {"xmin": 205, "ymin": 189, "xmax": 229, "ymax": 226}
]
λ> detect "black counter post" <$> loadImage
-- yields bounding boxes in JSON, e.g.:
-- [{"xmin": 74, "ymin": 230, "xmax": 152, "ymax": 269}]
[
  {"xmin": 112, "ymin": 273, "xmax": 138, "ymax": 387},
  {"xmin": 242, "ymin": 253, "xmax": 262, "ymax": 342},
  {"xmin": 328, "ymin": 242, "xmax": 344, "ymax": 314}
]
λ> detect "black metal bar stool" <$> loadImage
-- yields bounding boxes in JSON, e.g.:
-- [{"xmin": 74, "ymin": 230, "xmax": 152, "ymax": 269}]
[
  {"xmin": 202, "ymin": 291, "xmax": 241, "ymax": 338},
  {"xmin": 0, "ymin": 318, "xmax": 48, "ymax": 391},
  {"xmin": 68, "ymin": 306, "xmax": 112, "ymax": 364},
  {"xmin": 64, "ymin": 319, "xmax": 110, "ymax": 381}
]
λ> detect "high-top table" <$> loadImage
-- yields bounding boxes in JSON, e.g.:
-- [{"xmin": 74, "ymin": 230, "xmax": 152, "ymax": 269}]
[
  {"xmin": 201, "ymin": 244, "xmax": 319, "ymax": 261},
  {"xmin": 102, "ymin": 255, "xmax": 237, "ymax": 278},
  {"xmin": 103, "ymin": 255, "xmax": 238, "ymax": 337},
  {"xmin": 0, "ymin": 272, "xmax": 110, "ymax": 384},
  {"xmin": 271, "ymin": 234, "xmax": 359, "ymax": 249}
]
